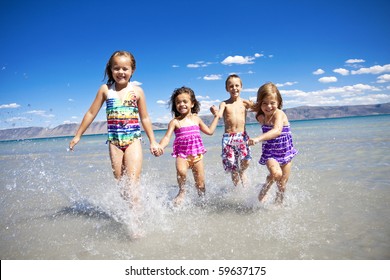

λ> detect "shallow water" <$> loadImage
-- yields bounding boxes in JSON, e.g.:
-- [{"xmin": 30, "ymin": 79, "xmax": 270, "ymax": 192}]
[{"xmin": 1, "ymin": 115, "xmax": 389, "ymax": 259}]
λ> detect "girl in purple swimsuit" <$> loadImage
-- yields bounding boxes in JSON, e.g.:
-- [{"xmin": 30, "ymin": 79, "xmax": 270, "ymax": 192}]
[
  {"xmin": 248, "ymin": 82, "xmax": 298, "ymax": 204},
  {"xmin": 159, "ymin": 87, "xmax": 220, "ymax": 206}
]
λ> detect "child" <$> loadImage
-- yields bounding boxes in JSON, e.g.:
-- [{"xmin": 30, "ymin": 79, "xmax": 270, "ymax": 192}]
[
  {"xmin": 159, "ymin": 86, "xmax": 220, "ymax": 206},
  {"xmin": 248, "ymin": 82, "xmax": 298, "ymax": 204},
  {"xmin": 210, "ymin": 74, "xmax": 253, "ymax": 187},
  {"xmin": 69, "ymin": 50, "xmax": 162, "ymax": 212}
]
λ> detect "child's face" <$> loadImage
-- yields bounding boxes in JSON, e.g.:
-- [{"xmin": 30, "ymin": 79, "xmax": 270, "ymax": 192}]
[
  {"xmin": 175, "ymin": 93, "xmax": 194, "ymax": 116},
  {"xmin": 261, "ymin": 94, "xmax": 279, "ymax": 116},
  {"xmin": 111, "ymin": 55, "xmax": 134, "ymax": 86},
  {"xmin": 226, "ymin": 77, "xmax": 242, "ymax": 98}
]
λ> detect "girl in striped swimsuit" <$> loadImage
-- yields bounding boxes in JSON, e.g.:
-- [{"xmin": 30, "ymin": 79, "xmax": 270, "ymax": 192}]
[
  {"xmin": 69, "ymin": 51, "xmax": 162, "ymax": 228},
  {"xmin": 249, "ymin": 82, "xmax": 298, "ymax": 204},
  {"xmin": 159, "ymin": 87, "xmax": 220, "ymax": 206}
]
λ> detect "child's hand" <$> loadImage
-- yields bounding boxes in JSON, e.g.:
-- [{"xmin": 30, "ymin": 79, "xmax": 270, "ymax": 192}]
[
  {"xmin": 210, "ymin": 105, "xmax": 218, "ymax": 116},
  {"xmin": 248, "ymin": 138, "xmax": 259, "ymax": 146},
  {"xmin": 150, "ymin": 143, "xmax": 164, "ymax": 157}
]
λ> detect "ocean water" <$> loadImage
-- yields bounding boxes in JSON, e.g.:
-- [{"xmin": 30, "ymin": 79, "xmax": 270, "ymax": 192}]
[{"xmin": 0, "ymin": 115, "xmax": 389, "ymax": 260}]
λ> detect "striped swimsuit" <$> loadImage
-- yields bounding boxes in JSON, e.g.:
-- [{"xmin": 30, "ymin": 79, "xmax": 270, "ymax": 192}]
[
  {"xmin": 106, "ymin": 84, "xmax": 142, "ymax": 151},
  {"xmin": 259, "ymin": 125, "xmax": 298, "ymax": 165},
  {"xmin": 172, "ymin": 125, "xmax": 206, "ymax": 159}
]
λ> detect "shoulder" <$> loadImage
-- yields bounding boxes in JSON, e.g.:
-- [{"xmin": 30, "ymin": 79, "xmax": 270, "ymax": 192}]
[
  {"xmin": 99, "ymin": 84, "xmax": 109, "ymax": 92},
  {"xmin": 131, "ymin": 83, "xmax": 144, "ymax": 98},
  {"xmin": 191, "ymin": 114, "xmax": 202, "ymax": 124},
  {"xmin": 274, "ymin": 109, "xmax": 289, "ymax": 124},
  {"xmin": 98, "ymin": 84, "xmax": 110, "ymax": 99},
  {"xmin": 168, "ymin": 118, "xmax": 179, "ymax": 129}
]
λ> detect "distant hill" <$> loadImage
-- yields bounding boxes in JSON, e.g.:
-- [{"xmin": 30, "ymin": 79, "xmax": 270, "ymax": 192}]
[{"xmin": 1, "ymin": 103, "xmax": 389, "ymax": 141}]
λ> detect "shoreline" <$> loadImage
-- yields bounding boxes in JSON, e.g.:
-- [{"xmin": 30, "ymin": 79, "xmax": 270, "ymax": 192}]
[{"xmin": 1, "ymin": 113, "xmax": 389, "ymax": 143}]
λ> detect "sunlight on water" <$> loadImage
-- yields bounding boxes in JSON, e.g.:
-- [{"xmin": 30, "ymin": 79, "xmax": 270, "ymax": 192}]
[{"xmin": 1, "ymin": 115, "xmax": 389, "ymax": 259}]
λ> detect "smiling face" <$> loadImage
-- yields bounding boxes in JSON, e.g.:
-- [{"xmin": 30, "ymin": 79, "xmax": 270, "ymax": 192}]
[
  {"xmin": 175, "ymin": 93, "xmax": 194, "ymax": 117},
  {"xmin": 110, "ymin": 55, "xmax": 134, "ymax": 89},
  {"xmin": 260, "ymin": 94, "xmax": 279, "ymax": 117},
  {"xmin": 225, "ymin": 77, "xmax": 242, "ymax": 99}
]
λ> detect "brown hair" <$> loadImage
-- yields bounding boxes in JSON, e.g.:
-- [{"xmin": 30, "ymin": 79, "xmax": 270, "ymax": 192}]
[
  {"xmin": 104, "ymin": 50, "xmax": 136, "ymax": 85},
  {"xmin": 169, "ymin": 86, "xmax": 201, "ymax": 117},
  {"xmin": 252, "ymin": 82, "xmax": 283, "ymax": 118},
  {"xmin": 225, "ymin": 74, "xmax": 242, "ymax": 90}
]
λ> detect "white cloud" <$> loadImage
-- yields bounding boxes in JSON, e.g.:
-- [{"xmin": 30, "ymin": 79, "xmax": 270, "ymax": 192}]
[
  {"xmin": 333, "ymin": 68, "xmax": 349, "ymax": 76},
  {"xmin": 157, "ymin": 100, "xmax": 167, "ymax": 105},
  {"xmin": 68, "ymin": 98, "xmax": 74, "ymax": 102},
  {"xmin": 187, "ymin": 61, "xmax": 211, "ymax": 68},
  {"xmin": 221, "ymin": 55, "xmax": 255, "ymax": 65},
  {"xmin": 254, "ymin": 53, "xmax": 263, "ymax": 58},
  {"xmin": 313, "ymin": 69, "xmax": 325, "ymax": 75},
  {"xmin": 319, "ymin": 76, "xmax": 338, "ymax": 83},
  {"xmin": 280, "ymin": 83, "xmax": 388, "ymax": 107},
  {"xmin": 187, "ymin": 64, "xmax": 201, "ymax": 68},
  {"xmin": 377, "ymin": 74, "xmax": 390, "ymax": 83},
  {"xmin": 172, "ymin": 65, "xmax": 180, "ymax": 68},
  {"xmin": 196, "ymin": 95, "xmax": 211, "ymax": 100},
  {"xmin": 25, "ymin": 110, "xmax": 55, "ymax": 118},
  {"xmin": 203, "ymin": 74, "xmax": 222, "ymax": 80},
  {"xmin": 351, "ymin": 64, "xmax": 390, "ymax": 75},
  {"xmin": 242, "ymin": 88, "xmax": 258, "ymax": 93},
  {"xmin": 0, "ymin": 103, "xmax": 21, "ymax": 109},
  {"xmin": 130, "ymin": 80, "xmax": 142, "ymax": 86},
  {"xmin": 345, "ymin": 59, "xmax": 365, "ymax": 64},
  {"xmin": 6, "ymin": 117, "xmax": 30, "ymax": 122},
  {"xmin": 275, "ymin": 81, "xmax": 298, "ymax": 87}
]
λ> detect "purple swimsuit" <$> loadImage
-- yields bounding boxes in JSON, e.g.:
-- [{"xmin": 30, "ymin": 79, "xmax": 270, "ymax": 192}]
[{"xmin": 259, "ymin": 125, "xmax": 298, "ymax": 165}]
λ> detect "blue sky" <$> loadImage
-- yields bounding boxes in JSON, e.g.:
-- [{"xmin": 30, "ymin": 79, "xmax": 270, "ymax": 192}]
[{"xmin": 1, "ymin": 0, "xmax": 389, "ymax": 129}]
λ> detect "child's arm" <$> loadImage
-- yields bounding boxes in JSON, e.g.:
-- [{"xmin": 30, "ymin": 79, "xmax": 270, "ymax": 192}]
[
  {"xmin": 248, "ymin": 110, "xmax": 284, "ymax": 145},
  {"xmin": 159, "ymin": 119, "xmax": 176, "ymax": 150},
  {"xmin": 198, "ymin": 113, "xmax": 220, "ymax": 136},
  {"xmin": 210, "ymin": 102, "xmax": 225, "ymax": 119},
  {"xmin": 244, "ymin": 99, "xmax": 255, "ymax": 111},
  {"xmin": 69, "ymin": 85, "xmax": 106, "ymax": 150},
  {"xmin": 137, "ymin": 87, "xmax": 162, "ymax": 155}
]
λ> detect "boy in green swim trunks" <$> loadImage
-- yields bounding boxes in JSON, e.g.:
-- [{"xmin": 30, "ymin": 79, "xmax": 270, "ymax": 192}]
[{"xmin": 210, "ymin": 74, "xmax": 253, "ymax": 187}]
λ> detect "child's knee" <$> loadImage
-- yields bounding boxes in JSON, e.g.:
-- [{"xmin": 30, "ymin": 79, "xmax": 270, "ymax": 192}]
[{"xmin": 270, "ymin": 170, "xmax": 282, "ymax": 181}]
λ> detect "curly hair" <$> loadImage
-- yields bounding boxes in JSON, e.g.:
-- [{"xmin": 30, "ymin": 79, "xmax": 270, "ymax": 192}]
[{"xmin": 169, "ymin": 86, "xmax": 201, "ymax": 117}]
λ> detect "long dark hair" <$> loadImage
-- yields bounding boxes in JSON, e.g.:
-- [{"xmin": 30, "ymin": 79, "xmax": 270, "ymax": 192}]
[{"xmin": 169, "ymin": 86, "xmax": 200, "ymax": 117}]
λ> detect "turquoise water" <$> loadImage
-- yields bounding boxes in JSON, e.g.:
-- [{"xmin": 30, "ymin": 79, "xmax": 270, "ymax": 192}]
[{"xmin": 0, "ymin": 115, "xmax": 389, "ymax": 259}]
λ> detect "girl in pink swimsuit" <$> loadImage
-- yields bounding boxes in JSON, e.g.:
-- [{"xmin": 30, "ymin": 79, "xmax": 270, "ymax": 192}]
[{"xmin": 159, "ymin": 87, "xmax": 220, "ymax": 206}]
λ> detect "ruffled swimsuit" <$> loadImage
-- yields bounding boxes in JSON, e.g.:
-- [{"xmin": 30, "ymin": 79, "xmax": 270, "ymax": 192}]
[
  {"xmin": 106, "ymin": 83, "xmax": 142, "ymax": 151},
  {"xmin": 172, "ymin": 124, "xmax": 206, "ymax": 159},
  {"xmin": 259, "ymin": 125, "xmax": 298, "ymax": 165}
]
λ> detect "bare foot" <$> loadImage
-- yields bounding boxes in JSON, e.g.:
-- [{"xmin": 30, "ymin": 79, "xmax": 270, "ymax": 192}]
[
  {"xmin": 258, "ymin": 192, "xmax": 268, "ymax": 203},
  {"xmin": 173, "ymin": 191, "xmax": 186, "ymax": 206}
]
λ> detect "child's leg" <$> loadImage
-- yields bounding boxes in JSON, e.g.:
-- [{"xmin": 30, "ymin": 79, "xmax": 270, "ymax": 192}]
[
  {"xmin": 258, "ymin": 175, "xmax": 274, "ymax": 202},
  {"xmin": 122, "ymin": 140, "xmax": 143, "ymax": 204},
  {"xmin": 191, "ymin": 159, "xmax": 205, "ymax": 196},
  {"xmin": 275, "ymin": 162, "xmax": 292, "ymax": 204},
  {"xmin": 174, "ymin": 157, "xmax": 188, "ymax": 205},
  {"xmin": 109, "ymin": 143, "xmax": 125, "ymax": 180},
  {"xmin": 259, "ymin": 159, "xmax": 282, "ymax": 202},
  {"xmin": 238, "ymin": 159, "xmax": 250, "ymax": 186}
]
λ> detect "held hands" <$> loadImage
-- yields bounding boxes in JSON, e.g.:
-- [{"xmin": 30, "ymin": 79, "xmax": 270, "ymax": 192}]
[
  {"xmin": 150, "ymin": 142, "xmax": 164, "ymax": 157},
  {"xmin": 210, "ymin": 105, "xmax": 219, "ymax": 117},
  {"xmin": 248, "ymin": 137, "xmax": 261, "ymax": 146}
]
